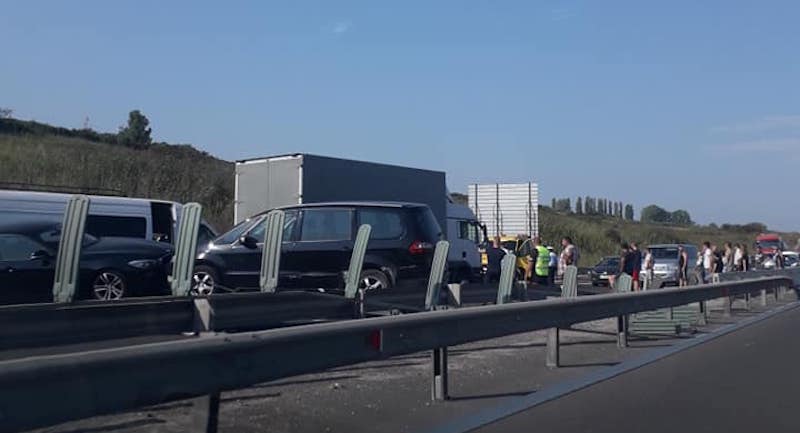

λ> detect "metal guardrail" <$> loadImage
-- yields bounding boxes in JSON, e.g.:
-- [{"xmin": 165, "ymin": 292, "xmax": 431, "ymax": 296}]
[{"xmin": 0, "ymin": 276, "xmax": 792, "ymax": 432}]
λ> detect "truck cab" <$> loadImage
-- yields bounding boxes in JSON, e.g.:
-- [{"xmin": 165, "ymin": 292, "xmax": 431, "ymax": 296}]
[{"xmin": 446, "ymin": 201, "xmax": 486, "ymax": 283}]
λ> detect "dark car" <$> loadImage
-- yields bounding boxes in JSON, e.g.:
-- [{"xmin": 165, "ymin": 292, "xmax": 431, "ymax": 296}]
[
  {"xmin": 589, "ymin": 256, "xmax": 621, "ymax": 286},
  {"xmin": 192, "ymin": 202, "xmax": 443, "ymax": 294},
  {"xmin": 0, "ymin": 221, "xmax": 173, "ymax": 305}
]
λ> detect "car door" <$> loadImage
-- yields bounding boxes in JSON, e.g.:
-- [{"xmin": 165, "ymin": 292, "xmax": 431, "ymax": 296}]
[
  {"xmin": 220, "ymin": 215, "xmax": 267, "ymax": 290},
  {"xmin": 0, "ymin": 234, "xmax": 55, "ymax": 305},
  {"xmin": 292, "ymin": 207, "xmax": 354, "ymax": 289}
]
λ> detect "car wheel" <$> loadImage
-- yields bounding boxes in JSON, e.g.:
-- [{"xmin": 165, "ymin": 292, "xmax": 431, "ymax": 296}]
[
  {"xmin": 359, "ymin": 269, "xmax": 390, "ymax": 292},
  {"xmin": 92, "ymin": 270, "xmax": 127, "ymax": 301},
  {"xmin": 192, "ymin": 265, "xmax": 219, "ymax": 296}
]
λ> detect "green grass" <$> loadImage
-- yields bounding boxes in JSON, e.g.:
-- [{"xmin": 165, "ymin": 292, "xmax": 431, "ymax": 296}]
[
  {"xmin": 539, "ymin": 206, "xmax": 799, "ymax": 266},
  {"xmin": 0, "ymin": 133, "xmax": 234, "ymax": 230}
]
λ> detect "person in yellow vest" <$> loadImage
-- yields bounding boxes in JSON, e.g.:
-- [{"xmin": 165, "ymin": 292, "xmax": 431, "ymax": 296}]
[{"xmin": 532, "ymin": 236, "xmax": 550, "ymax": 285}]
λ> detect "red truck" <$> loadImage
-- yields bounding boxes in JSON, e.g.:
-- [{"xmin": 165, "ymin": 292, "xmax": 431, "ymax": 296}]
[{"xmin": 755, "ymin": 233, "xmax": 786, "ymax": 256}]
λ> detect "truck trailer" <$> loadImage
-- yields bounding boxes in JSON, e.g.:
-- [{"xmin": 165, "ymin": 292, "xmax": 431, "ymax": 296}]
[
  {"xmin": 234, "ymin": 154, "xmax": 484, "ymax": 281},
  {"xmin": 468, "ymin": 182, "xmax": 539, "ymax": 239}
]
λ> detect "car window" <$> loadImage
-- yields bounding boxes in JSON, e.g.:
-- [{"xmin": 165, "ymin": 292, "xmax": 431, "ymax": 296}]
[
  {"xmin": 360, "ymin": 209, "xmax": 404, "ymax": 240},
  {"xmin": 300, "ymin": 208, "xmax": 352, "ymax": 242},
  {"xmin": 246, "ymin": 210, "xmax": 298, "ymax": 243},
  {"xmin": 412, "ymin": 207, "xmax": 442, "ymax": 241},
  {"xmin": 86, "ymin": 215, "xmax": 147, "ymax": 238},
  {"xmin": 0, "ymin": 234, "xmax": 44, "ymax": 261},
  {"xmin": 651, "ymin": 248, "xmax": 679, "ymax": 259},
  {"xmin": 197, "ymin": 225, "xmax": 215, "ymax": 248}
]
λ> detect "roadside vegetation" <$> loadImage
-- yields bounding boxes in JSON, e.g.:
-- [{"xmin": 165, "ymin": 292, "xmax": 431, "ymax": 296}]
[{"xmin": 0, "ymin": 113, "xmax": 233, "ymax": 230}]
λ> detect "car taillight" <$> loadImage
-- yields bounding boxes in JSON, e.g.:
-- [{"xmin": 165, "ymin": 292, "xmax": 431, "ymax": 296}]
[{"xmin": 409, "ymin": 240, "xmax": 434, "ymax": 255}]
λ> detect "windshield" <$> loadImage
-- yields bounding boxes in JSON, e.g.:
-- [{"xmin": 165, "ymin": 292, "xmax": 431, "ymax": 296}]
[
  {"xmin": 597, "ymin": 257, "xmax": 620, "ymax": 267},
  {"xmin": 650, "ymin": 247, "xmax": 679, "ymax": 260},
  {"xmin": 757, "ymin": 240, "xmax": 781, "ymax": 249}
]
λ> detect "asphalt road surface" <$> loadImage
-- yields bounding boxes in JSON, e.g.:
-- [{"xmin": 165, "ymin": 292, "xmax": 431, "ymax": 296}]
[{"xmin": 474, "ymin": 301, "xmax": 800, "ymax": 433}]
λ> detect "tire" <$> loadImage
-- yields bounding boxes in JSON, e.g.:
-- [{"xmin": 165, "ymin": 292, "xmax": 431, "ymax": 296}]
[
  {"xmin": 192, "ymin": 265, "xmax": 219, "ymax": 296},
  {"xmin": 91, "ymin": 270, "xmax": 127, "ymax": 301},
  {"xmin": 359, "ymin": 269, "xmax": 390, "ymax": 292}
]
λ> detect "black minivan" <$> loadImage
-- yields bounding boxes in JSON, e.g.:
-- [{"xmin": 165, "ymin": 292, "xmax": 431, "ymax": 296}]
[{"xmin": 192, "ymin": 202, "xmax": 442, "ymax": 294}]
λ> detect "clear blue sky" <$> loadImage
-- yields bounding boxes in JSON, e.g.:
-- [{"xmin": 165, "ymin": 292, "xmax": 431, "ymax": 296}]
[{"xmin": 2, "ymin": 1, "xmax": 798, "ymax": 230}]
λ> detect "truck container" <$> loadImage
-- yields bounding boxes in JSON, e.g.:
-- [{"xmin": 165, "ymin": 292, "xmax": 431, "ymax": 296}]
[
  {"xmin": 234, "ymin": 154, "xmax": 484, "ymax": 281},
  {"xmin": 468, "ymin": 182, "xmax": 539, "ymax": 239}
]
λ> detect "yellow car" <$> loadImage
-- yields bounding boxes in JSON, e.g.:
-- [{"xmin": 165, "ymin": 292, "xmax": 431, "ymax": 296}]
[{"xmin": 480, "ymin": 235, "xmax": 535, "ymax": 279}]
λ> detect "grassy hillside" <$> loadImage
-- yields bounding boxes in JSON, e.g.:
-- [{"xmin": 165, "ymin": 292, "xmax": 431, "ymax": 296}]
[
  {"xmin": 539, "ymin": 206, "xmax": 799, "ymax": 265},
  {"xmin": 0, "ymin": 120, "xmax": 234, "ymax": 230}
]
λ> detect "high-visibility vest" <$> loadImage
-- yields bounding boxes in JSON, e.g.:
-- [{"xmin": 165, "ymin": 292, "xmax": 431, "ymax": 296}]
[{"xmin": 535, "ymin": 245, "xmax": 550, "ymax": 277}]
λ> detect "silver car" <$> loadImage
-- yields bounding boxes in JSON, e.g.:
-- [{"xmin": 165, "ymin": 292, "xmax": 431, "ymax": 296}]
[{"xmin": 647, "ymin": 244, "xmax": 698, "ymax": 285}]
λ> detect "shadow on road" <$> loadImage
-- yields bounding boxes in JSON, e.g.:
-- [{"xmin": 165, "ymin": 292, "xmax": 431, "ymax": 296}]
[
  {"xmin": 448, "ymin": 390, "xmax": 535, "ymax": 401},
  {"xmin": 254, "ymin": 374, "xmax": 361, "ymax": 388},
  {"xmin": 51, "ymin": 418, "xmax": 166, "ymax": 433}
]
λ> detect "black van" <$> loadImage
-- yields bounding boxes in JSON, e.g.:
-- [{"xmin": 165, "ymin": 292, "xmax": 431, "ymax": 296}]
[{"xmin": 192, "ymin": 202, "xmax": 442, "ymax": 294}]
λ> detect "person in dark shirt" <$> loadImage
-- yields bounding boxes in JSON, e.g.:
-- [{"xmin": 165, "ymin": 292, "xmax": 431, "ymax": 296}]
[
  {"xmin": 630, "ymin": 242, "xmax": 642, "ymax": 291},
  {"xmin": 484, "ymin": 236, "xmax": 506, "ymax": 283}
]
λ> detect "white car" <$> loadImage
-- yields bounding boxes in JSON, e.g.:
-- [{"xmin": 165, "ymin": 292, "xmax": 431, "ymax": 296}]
[{"xmin": 762, "ymin": 251, "xmax": 799, "ymax": 269}]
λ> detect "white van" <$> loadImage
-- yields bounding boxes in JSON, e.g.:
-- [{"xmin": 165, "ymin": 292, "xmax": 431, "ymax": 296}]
[{"xmin": 0, "ymin": 190, "xmax": 217, "ymax": 248}]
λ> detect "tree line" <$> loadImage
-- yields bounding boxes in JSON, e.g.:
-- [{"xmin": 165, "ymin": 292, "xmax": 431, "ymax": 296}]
[{"xmin": 550, "ymin": 197, "xmax": 635, "ymax": 220}]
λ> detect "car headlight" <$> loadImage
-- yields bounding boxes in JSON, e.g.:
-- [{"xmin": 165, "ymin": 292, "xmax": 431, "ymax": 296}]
[{"xmin": 128, "ymin": 259, "xmax": 159, "ymax": 269}]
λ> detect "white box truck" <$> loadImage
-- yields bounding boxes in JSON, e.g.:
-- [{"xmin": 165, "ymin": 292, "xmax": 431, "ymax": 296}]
[
  {"xmin": 234, "ymin": 154, "xmax": 485, "ymax": 281},
  {"xmin": 468, "ymin": 182, "xmax": 539, "ymax": 239}
]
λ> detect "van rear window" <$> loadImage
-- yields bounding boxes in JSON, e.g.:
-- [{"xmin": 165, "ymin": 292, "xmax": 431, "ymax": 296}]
[{"xmin": 86, "ymin": 215, "xmax": 147, "ymax": 238}]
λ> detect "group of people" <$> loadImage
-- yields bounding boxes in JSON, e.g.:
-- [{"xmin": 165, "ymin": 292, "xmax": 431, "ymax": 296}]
[
  {"xmin": 611, "ymin": 241, "xmax": 756, "ymax": 291},
  {"xmin": 696, "ymin": 242, "xmax": 752, "ymax": 283},
  {"xmin": 484, "ymin": 235, "xmax": 579, "ymax": 286}
]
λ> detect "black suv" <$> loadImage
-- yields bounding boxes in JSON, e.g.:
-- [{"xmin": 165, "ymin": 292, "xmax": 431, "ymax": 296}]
[
  {"xmin": 192, "ymin": 202, "xmax": 442, "ymax": 294},
  {"xmin": 0, "ymin": 221, "xmax": 173, "ymax": 305}
]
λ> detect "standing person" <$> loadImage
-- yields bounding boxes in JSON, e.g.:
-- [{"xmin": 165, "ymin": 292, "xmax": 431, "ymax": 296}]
[
  {"xmin": 702, "ymin": 242, "xmax": 713, "ymax": 283},
  {"xmin": 741, "ymin": 245, "xmax": 750, "ymax": 272},
  {"xmin": 560, "ymin": 236, "xmax": 580, "ymax": 269},
  {"xmin": 775, "ymin": 249, "xmax": 785, "ymax": 270},
  {"xmin": 723, "ymin": 242, "xmax": 734, "ymax": 273},
  {"xmin": 547, "ymin": 246, "xmax": 558, "ymax": 286},
  {"xmin": 734, "ymin": 243, "xmax": 744, "ymax": 272},
  {"xmin": 630, "ymin": 242, "xmax": 642, "ymax": 291},
  {"xmin": 483, "ymin": 237, "xmax": 506, "ymax": 284},
  {"xmin": 532, "ymin": 237, "xmax": 550, "ymax": 285},
  {"xmin": 678, "ymin": 245, "xmax": 689, "ymax": 287},
  {"xmin": 617, "ymin": 243, "xmax": 636, "ymax": 290},
  {"xmin": 712, "ymin": 244, "xmax": 724, "ymax": 281},
  {"xmin": 694, "ymin": 250, "xmax": 705, "ymax": 285},
  {"xmin": 643, "ymin": 246, "xmax": 655, "ymax": 289}
]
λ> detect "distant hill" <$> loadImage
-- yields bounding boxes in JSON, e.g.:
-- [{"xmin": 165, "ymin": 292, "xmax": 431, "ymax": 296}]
[{"xmin": 0, "ymin": 117, "xmax": 234, "ymax": 230}]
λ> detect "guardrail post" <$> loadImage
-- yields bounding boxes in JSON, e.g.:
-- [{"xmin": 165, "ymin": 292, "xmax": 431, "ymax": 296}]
[
  {"xmin": 761, "ymin": 288, "xmax": 768, "ymax": 306},
  {"xmin": 426, "ymin": 241, "xmax": 450, "ymax": 401},
  {"xmin": 345, "ymin": 225, "xmax": 372, "ymax": 319},
  {"xmin": 259, "ymin": 210, "xmax": 285, "ymax": 293},
  {"xmin": 614, "ymin": 273, "xmax": 632, "ymax": 348},
  {"xmin": 546, "ymin": 327, "xmax": 560, "ymax": 367},
  {"xmin": 774, "ymin": 285, "xmax": 780, "ymax": 301},
  {"xmin": 546, "ymin": 266, "xmax": 577, "ymax": 368},
  {"xmin": 431, "ymin": 347, "xmax": 448, "ymax": 401},
  {"xmin": 171, "ymin": 203, "xmax": 202, "ymax": 297},
  {"xmin": 744, "ymin": 292, "xmax": 751, "ymax": 311},
  {"xmin": 697, "ymin": 301, "xmax": 707, "ymax": 326},
  {"xmin": 52, "ymin": 195, "xmax": 90, "ymax": 303},
  {"xmin": 723, "ymin": 290, "xmax": 732, "ymax": 318},
  {"xmin": 496, "ymin": 254, "xmax": 516, "ymax": 305},
  {"xmin": 188, "ymin": 297, "xmax": 220, "ymax": 433}
]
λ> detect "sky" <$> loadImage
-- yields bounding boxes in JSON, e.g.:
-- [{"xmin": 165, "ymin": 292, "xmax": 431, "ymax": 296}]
[{"xmin": 1, "ymin": 1, "xmax": 799, "ymax": 230}]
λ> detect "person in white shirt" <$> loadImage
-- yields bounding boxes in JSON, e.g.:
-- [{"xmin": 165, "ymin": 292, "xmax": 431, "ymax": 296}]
[
  {"xmin": 643, "ymin": 247, "xmax": 655, "ymax": 289},
  {"xmin": 733, "ymin": 244, "xmax": 744, "ymax": 271},
  {"xmin": 702, "ymin": 241, "xmax": 714, "ymax": 283}
]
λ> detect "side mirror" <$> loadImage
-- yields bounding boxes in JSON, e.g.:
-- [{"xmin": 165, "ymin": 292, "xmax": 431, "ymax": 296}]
[
  {"xmin": 239, "ymin": 235, "xmax": 259, "ymax": 249},
  {"xmin": 30, "ymin": 250, "xmax": 52, "ymax": 261}
]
